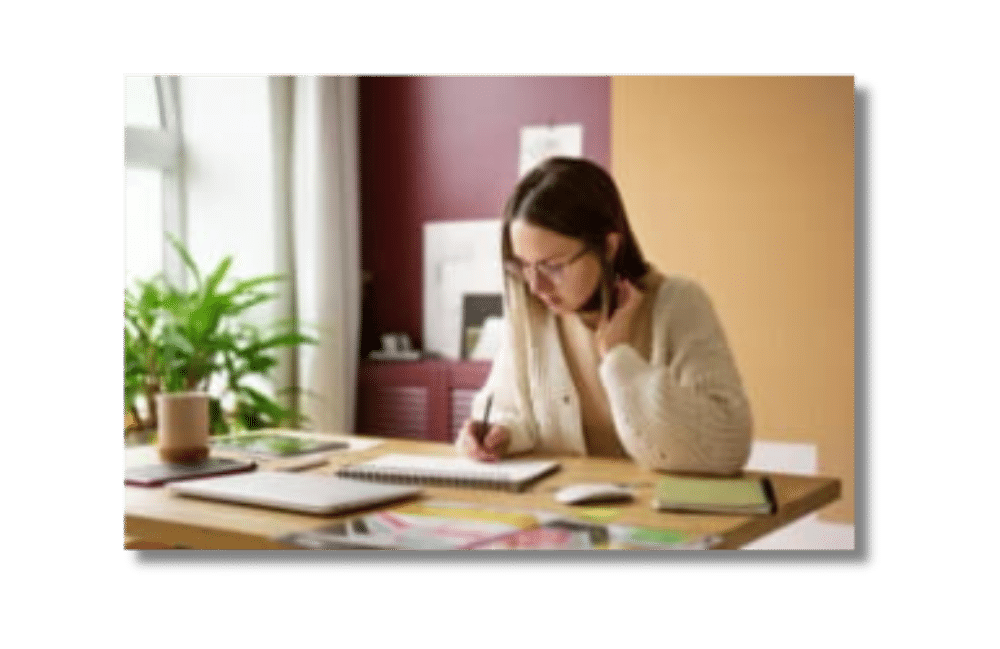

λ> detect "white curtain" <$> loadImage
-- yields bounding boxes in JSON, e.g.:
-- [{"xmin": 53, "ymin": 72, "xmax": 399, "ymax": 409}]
[{"xmin": 271, "ymin": 76, "xmax": 361, "ymax": 434}]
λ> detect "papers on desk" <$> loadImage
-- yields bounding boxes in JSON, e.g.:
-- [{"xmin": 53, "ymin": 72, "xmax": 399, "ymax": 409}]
[
  {"xmin": 276, "ymin": 501, "xmax": 541, "ymax": 550},
  {"xmin": 275, "ymin": 500, "xmax": 718, "ymax": 550},
  {"xmin": 463, "ymin": 519, "xmax": 719, "ymax": 550}
]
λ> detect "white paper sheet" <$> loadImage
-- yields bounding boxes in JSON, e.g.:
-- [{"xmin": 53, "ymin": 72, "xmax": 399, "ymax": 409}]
[{"xmin": 519, "ymin": 123, "xmax": 583, "ymax": 176}]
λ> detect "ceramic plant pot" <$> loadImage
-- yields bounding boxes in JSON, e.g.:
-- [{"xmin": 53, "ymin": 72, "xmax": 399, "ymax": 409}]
[{"xmin": 157, "ymin": 391, "xmax": 210, "ymax": 463}]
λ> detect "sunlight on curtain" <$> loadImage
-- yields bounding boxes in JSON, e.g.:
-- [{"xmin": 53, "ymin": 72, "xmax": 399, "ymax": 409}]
[{"xmin": 271, "ymin": 76, "xmax": 361, "ymax": 434}]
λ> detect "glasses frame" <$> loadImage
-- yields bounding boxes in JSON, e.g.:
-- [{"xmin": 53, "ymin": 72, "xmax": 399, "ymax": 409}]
[{"xmin": 504, "ymin": 245, "xmax": 591, "ymax": 286}]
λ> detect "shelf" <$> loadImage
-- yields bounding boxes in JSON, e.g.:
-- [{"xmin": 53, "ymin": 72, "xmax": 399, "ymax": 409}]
[{"xmin": 356, "ymin": 359, "xmax": 492, "ymax": 442}]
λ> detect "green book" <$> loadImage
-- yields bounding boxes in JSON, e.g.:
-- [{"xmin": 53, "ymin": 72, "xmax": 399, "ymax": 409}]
[{"xmin": 653, "ymin": 474, "xmax": 777, "ymax": 515}]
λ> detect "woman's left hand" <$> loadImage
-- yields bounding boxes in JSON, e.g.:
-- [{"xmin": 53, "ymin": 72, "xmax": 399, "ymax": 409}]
[{"xmin": 595, "ymin": 278, "xmax": 644, "ymax": 357}]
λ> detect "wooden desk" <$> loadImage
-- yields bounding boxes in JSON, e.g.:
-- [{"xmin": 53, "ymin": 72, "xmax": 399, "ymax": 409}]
[{"xmin": 124, "ymin": 434, "xmax": 840, "ymax": 550}]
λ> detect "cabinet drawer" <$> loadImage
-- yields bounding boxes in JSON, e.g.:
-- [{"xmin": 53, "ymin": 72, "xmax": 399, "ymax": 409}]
[
  {"xmin": 355, "ymin": 360, "xmax": 491, "ymax": 442},
  {"xmin": 449, "ymin": 388, "xmax": 479, "ymax": 442}
]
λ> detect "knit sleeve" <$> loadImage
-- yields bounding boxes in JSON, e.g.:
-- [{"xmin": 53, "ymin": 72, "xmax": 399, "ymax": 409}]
[
  {"xmin": 457, "ymin": 317, "xmax": 537, "ymax": 456},
  {"xmin": 456, "ymin": 284, "xmax": 538, "ymax": 454},
  {"xmin": 598, "ymin": 280, "xmax": 753, "ymax": 475}
]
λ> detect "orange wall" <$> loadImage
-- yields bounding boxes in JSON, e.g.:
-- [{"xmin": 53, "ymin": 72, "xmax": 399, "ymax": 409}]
[{"xmin": 611, "ymin": 76, "xmax": 854, "ymax": 522}]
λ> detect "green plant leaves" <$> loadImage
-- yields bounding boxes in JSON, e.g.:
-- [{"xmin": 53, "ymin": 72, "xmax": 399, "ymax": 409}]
[
  {"xmin": 123, "ymin": 236, "xmax": 315, "ymax": 434},
  {"xmin": 167, "ymin": 232, "xmax": 202, "ymax": 289},
  {"xmin": 203, "ymin": 255, "xmax": 233, "ymax": 298},
  {"xmin": 233, "ymin": 385, "xmax": 295, "ymax": 431}
]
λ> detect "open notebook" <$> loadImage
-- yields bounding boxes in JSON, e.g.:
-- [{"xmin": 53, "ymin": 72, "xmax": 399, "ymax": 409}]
[
  {"xmin": 168, "ymin": 471, "xmax": 421, "ymax": 515},
  {"xmin": 335, "ymin": 454, "xmax": 560, "ymax": 492}
]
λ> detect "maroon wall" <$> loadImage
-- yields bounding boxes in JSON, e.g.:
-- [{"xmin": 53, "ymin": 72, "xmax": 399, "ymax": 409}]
[{"xmin": 359, "ymin": 76, "xmax": 611, "ymax": 353}]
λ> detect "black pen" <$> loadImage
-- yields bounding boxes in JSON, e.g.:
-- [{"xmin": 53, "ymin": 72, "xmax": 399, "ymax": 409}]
[{"xmin": 476, "ymin": 393, "xmax": 494, "ymax": 444}]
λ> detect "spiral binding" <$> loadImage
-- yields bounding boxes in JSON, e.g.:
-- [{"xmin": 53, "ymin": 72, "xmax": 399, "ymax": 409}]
[{"xmin": 335, "ymin": 464, "xmax": 525, "ymax": 492}]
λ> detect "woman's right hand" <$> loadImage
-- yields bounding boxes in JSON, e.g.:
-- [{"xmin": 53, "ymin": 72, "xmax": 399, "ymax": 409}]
[{"xmin": 455, "ymin": 419, "xmax": 511, "ymax": 462}]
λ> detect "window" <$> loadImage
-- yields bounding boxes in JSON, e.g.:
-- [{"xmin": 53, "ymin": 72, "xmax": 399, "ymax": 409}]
[
  {"xmin": 125, "ymin": 76, "xmax": 162, "ymax": 129},
  {"xmin": 124, "ymin": 75, "xmax": 184, "ymax": 291},
  {"xmin": 124, "ymin": 168, "xmax": 163, "ymax": 286}
]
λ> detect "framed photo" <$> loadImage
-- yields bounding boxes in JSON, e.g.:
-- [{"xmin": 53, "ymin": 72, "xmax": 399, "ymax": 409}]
[{"xmin": 461, "ymin": 293, "xmax": 503, "ymax": 360}]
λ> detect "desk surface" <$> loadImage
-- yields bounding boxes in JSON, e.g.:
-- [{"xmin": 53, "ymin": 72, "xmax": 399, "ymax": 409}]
[{"xmin": 124, "ymin": 433, "xmax": 841, "ymax": 550}]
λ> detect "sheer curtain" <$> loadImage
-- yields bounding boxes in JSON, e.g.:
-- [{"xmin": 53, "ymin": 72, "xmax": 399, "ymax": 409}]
[{"xmin": 271, "ymin": 76, "xmax": 361, "ymax": 434}]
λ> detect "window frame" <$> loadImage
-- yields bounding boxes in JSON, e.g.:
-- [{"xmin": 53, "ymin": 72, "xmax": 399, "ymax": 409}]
[{"xmin": 124, "ymin": 75, "xmax": 188, "ymax": 288}]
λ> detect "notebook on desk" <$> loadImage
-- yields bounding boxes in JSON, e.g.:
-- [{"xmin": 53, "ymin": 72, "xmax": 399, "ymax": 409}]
[
  {"xmin": 652, "ymin": 474, "xmax": 777, "ymax": 515},
  {"xmin": 335, "ymin": 453, "xmax": 560, "ymax": 492},
  {"xmin": 168, "ymin": 471, "xmax": 422, "ymax": 515}
]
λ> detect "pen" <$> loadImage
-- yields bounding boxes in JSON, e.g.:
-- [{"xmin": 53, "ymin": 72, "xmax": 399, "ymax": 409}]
[{"xmin": 476, "ymin": 393, "xmax": 494, "ymax": 444}]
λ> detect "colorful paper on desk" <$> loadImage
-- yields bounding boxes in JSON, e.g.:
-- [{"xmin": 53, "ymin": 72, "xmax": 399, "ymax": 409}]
[
  {"xmin": 276, "ymin": 500, "xmax": 713, "ymax": 551},
  {"xmin": 275, "ymin": 501, "xmax": 541, "ymax": 550},
  {"xmin": 463, "ymin": 520, "xmax": 699, "ymax": 550},
  {"xmin": 575, "ymin": 507, "xmax": 622, "ymax": 524},
  {"xmin": 465, "ymin": 521, "xmax": 600, "ymax": 550}
]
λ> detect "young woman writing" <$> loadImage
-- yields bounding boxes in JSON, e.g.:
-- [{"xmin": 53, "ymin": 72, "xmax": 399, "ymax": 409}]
[{"xmin": 455, "ymin": 157, "xmax": 753, "ymax": 476}]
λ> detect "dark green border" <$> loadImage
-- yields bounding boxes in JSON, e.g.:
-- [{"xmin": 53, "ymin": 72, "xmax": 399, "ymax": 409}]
[{"xmin": 50, "ymin": 3, "xmax": 964, "ymax": 644}]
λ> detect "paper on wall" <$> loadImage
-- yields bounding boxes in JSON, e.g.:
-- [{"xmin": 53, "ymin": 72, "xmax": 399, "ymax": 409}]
[
  {"xmin": 423, "ymin": 219, "xmax": 504, "ymax": 359},
  {"xmin": 519, "ymin": 123, "xmax": 583, "ymax": 176}
]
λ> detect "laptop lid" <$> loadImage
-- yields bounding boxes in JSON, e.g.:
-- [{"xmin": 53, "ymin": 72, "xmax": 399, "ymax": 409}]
[{"xmin": 168, "ymin": 471, "xmax": 421, "ymax": 515}]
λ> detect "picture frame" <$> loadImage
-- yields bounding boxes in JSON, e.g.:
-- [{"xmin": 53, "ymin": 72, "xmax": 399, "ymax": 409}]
[{"xmin": 461, "ymin": 293, "xmax": 503, "ymax": 360}]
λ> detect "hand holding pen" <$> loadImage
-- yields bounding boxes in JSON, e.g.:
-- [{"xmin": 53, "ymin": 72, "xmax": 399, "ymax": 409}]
[{"xmin": 457, "ymin": 393, "xmax": 511, "ymax": 462}]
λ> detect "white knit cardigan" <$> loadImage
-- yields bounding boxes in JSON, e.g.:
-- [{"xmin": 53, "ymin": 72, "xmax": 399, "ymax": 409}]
[{"xmin": 461, "ymin": 271, "xmax": 753, "ymax": 475}]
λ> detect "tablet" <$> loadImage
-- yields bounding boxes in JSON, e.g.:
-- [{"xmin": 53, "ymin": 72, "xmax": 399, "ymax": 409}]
[
  {"xmin": 168, "ymin": 471, "xmax": 422, "ymax": 515},
  {"xmin": 124, "ymin": 457, "xmax": 257, "ymax": 487}
]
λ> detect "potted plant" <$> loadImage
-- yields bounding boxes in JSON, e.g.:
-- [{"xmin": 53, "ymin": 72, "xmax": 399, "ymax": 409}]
[{"xmin": 124, "ymin": 236, "xmax": 316, "ymax": 445}]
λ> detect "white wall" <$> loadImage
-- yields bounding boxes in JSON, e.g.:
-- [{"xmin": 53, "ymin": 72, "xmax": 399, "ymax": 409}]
[{"xmin": 743, "ymin": 441, "xmax": 855, "ymax": 550}]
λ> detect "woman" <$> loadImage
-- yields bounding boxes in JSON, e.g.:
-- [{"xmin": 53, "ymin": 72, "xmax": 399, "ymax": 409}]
[{"xmin": 455, "ymin": 157, "xmax": 752, "ymax": 475}]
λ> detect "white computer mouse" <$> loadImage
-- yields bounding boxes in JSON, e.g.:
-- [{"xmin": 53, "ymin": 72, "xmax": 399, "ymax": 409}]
[{"xmin": 553, "ymin": 482, "xmax": 634, "ymax": 505}]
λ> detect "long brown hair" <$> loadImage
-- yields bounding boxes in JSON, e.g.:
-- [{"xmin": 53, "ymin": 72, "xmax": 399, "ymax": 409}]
[{"xmin": 501, "ymin": 157, "xmax": 649, "ymax": 318}]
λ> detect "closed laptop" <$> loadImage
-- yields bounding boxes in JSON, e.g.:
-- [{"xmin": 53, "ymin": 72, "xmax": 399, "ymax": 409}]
[{"xmin": 169, "ymin": 471, "xmax": 421, "ymax": 515}]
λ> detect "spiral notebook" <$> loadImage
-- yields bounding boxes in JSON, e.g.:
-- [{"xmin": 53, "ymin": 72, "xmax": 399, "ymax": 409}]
[{"xmin": 335, "ymin": 453, "xmax": 559, "ymax": 492}]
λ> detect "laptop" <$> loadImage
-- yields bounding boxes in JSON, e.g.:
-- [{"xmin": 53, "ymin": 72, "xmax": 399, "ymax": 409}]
[{"xmin": 168, "ymin": 471, "xmax": 422, "ymax": 515}]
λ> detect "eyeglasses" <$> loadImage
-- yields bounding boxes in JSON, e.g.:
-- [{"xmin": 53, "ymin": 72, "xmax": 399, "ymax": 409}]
[{"xmin": 503, "ymin": 246, "xmax": 590, "ymax": 285}]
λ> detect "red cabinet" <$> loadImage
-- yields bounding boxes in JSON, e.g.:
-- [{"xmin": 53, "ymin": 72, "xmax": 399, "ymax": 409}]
[{"xmin": 355, "ymin": 360, "xmax": 492, "ymax": 442}]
